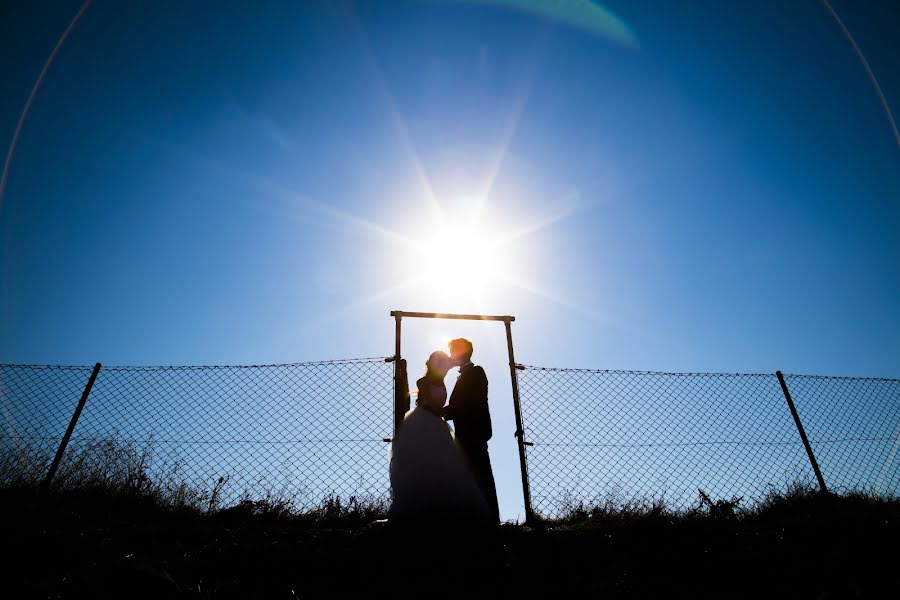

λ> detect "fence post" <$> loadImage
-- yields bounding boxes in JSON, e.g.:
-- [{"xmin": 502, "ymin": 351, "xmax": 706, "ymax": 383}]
[
  {"xmin": 776, "ymin": 370, "xmax": 828, "ymax": 493},
  {"xmin": 504, "ymin": 318, "xmax": 535, "ymax": 524},
  {"xmin": 42, "ymin": 362, "xmax": 101, "ymax": 490},
  {"xmin": 393, "ymin": 314, "xmax": 408, "ymax": 437}
]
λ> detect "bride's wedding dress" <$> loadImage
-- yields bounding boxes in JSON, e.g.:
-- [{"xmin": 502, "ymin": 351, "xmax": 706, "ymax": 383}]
[{"xmin": 389, "ymin": 400, "xmax": 490, "ymax": 523}]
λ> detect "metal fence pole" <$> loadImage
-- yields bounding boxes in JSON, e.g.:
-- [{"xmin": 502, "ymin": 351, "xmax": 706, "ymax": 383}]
[
  {"xmin": 504, "ymin": 318, "xmax": 535, "ymax": 524},
  {"xmin": 776, "ymin": 370, "xmax": 828, "ymax": 493},
  {"xmin": 393, "ymin": 314, "xmax": 408, "ymax": 437},
  {"xmin": 42, "ymin": 362, "xmax": 101, "ymax": 490}
]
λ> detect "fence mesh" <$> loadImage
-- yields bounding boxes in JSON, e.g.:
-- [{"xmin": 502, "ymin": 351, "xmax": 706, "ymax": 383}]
[
  {"xmin": 783, "ymin": 374, "xmax": 900, "ymax": 496},
  {"xmin": 4, "ymin": 359, "xmax": 898, "ymax": 518},
  {"xmin": 517, "ymin": 366, "xmax": 900, "ymax": 518},
  {"xmin": 1, "ymin": 365, "xmax": 98, "ymax": 485},
  {"xmin": 1, "ymin": 359, "xmax": 394, "ymax": 509}
]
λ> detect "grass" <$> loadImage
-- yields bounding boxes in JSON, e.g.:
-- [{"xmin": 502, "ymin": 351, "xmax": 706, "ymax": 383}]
[
  {"xmin": 2, "ymin": 438, "xmax": 898, "ymax": 598},
  {"xmin": 2, "ymin": 480, "xmax": 898, "ymax": 598},
  {"xmin": 1, "ymin": 435, "xmax": 390, "ymax": 518},
  {"xmin": 542, "ymin": 480, "xmax": 898, "ymax": 527}
]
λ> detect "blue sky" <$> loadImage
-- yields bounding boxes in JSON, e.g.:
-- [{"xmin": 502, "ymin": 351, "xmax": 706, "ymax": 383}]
[{"xmin": 2, "ymin": 1, "xmax": 899, "ymax": 519}]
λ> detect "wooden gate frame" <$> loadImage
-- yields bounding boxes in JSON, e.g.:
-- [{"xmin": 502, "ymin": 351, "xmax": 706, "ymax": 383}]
[{"xmin": 389, "ymin": 310, "xmax": 534, "ymax": 523}]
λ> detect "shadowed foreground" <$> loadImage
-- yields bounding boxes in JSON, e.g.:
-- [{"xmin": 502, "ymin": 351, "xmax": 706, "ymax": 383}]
[{"xmin": 2, "ymin": 486, "xmax": 897, "ymax": 598}]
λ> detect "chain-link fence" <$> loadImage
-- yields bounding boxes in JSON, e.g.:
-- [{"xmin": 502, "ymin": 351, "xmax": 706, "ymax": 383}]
[
  {"xmin": 1, "ymin": 359, "xmax": 394, "ymax": 509},
  {"xmin": 0, "ymin": 364, "xmax": 98, "ymax": 486},
  {"xmin": 3, "ymin": 358, "xmax": 898, "ymax": 519},
  {"xmin": 517, "ymin": 366, "xmax": 900, "ymax": 518},
  {"xmin": 783, "ymin": 374, "xmax": 900, "ymax": 497}
]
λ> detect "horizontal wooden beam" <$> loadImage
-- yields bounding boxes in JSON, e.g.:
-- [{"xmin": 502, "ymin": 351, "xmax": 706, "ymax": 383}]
[{"xmin": 390, "ymin": 310, "xmax": 514, "ymax": 322}]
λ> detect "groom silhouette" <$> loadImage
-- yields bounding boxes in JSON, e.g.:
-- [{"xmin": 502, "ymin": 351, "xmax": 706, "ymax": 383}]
[{"xmin": 443, "ymin": 338, "xmax": 501, "ymax": 524}]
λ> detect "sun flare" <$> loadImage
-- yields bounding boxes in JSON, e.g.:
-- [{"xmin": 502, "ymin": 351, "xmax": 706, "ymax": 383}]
[
  {"xmin": 273, "ymin": 177, "xmax": 579, "ymax": 324},
  {"xmin": 408, "ymin": 202, "xmax": 511, "ymax": 306}
]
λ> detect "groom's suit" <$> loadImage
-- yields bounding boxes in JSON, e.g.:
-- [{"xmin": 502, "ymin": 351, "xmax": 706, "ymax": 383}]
[{"xmin": 444, "ymin": 362, "xmax": 500, "ymax": 523}]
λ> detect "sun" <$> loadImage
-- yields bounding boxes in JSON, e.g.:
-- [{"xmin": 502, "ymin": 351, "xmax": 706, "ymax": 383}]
[
  {"xmin": 269, "ymin": 181, "xmax": 578, "ymax": 321},
  {"xmin": 407, "ymin": 198, "xmax": 511, "ymax": 307}
]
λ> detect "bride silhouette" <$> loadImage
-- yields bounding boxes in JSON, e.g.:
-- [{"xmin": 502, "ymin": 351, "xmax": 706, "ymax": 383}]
[{"xmin": 388, "ymin": 350, "xmax": 490, "ymax": 524}]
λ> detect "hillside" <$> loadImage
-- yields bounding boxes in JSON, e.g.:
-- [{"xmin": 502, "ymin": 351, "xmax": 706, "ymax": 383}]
[{"xmin": 2, "ymin": 486, "xmax": 897, "ymax": 598}]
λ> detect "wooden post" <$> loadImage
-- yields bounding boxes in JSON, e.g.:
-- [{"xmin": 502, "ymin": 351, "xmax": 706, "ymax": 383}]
[
  {"xmin": 504, "ymin": 319, "xmax": 535, "ymax": 524},
  {"xmin": 42, "ymin": 362, "xmax": 101, "ymax": 490},
  {"xmin": 393, "ymin": 314, "xmax": 407, "ymax": 437},
  {"xmin": 776, "ymin": 371, "xmax": 828, "ymax": 493}
]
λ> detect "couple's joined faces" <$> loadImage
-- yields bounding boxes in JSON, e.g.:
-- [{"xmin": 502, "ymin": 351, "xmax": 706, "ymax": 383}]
[{"xmin": 427, "ymin": 350, "xmax": 451, "ymax": 376}]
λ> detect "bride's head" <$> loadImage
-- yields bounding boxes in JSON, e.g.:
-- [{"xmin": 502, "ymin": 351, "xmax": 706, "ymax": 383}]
[{"xmin": 425, "ymin": 350, "xmax": 451, "ymax": 380}]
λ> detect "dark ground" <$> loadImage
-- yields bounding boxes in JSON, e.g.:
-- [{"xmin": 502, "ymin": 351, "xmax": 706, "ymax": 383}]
[{"xmin": 2, "ymin": 487, "xmax": 898, "ymax": 599}]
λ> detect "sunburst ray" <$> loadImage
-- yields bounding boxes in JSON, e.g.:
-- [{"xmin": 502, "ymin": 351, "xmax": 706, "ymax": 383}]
[{"xmin": 347, "ymin": 5, "xmax": 446, "ymax": 225}]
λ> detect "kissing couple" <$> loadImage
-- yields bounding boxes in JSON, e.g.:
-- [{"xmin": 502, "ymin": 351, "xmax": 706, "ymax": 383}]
[{"xmin": 389, "ymin": 338, "xmax": 501, "ymax": 525}]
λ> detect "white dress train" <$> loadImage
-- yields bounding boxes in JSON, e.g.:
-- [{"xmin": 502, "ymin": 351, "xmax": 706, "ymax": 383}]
[{"xmin": 388, "ymin": 405, "xmax": 490, "ymax": 523}]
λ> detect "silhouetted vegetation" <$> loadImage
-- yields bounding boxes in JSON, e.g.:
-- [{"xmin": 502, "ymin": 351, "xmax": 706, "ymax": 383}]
[
  {"xmin": 3, "ymin": 438, "xmax": 898, "ymax": 597},
  {"xmin": 1, "ymin": 436, "xmax": 389, "ymax": 516},
  {"xmin": 2, "ymin": 482, "xmax": 897, "ymax": 597}
]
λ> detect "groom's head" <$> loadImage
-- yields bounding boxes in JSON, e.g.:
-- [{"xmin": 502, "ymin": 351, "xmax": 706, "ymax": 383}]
[{"xmin": 448, "ymin": 338, "xmax": 473, "ymax": 367}]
